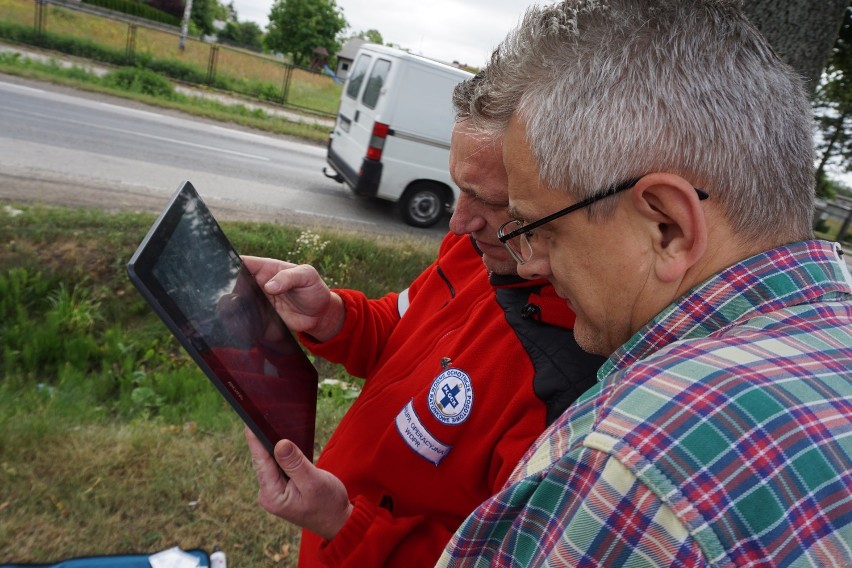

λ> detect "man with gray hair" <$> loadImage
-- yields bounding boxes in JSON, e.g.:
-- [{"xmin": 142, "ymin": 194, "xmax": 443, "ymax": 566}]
[
  {"xmin": 242, "ymin": 69, "xmax": 604, "ymax": 564},
  {"xmin": 440, "ymin": 0, "xmax": 852, "ymax": 566}
]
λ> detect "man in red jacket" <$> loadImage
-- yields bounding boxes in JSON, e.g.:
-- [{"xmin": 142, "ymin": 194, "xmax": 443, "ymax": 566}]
[{"xmin": 243, "ymin": 106, "xmax": 604, "ymax": 565}]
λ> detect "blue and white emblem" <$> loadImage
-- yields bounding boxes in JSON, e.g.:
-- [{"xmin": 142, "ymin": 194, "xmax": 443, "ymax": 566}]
[{"xmin": 427, "ymin": 368, "xmax": 473, "ymax": 425}]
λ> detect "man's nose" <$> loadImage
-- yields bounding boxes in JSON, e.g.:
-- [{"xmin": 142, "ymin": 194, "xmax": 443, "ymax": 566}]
[
  {"xmin": 516, "ymin": 253, "xmax": 549, "ymax": 281},
  {"xmin": 449, "ymin": 195, "xmax": 485, "ymax": 235}
]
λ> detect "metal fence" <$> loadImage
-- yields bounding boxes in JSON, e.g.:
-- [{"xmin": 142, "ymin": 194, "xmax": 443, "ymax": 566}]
[{"xmin": 5, "ymin": 0, "xmax": 341, "ymax": 117}]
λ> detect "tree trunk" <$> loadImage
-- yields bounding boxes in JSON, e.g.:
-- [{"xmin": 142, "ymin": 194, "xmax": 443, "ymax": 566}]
[{"xmin": 742, "ymin": 0, "xmax": 849, "ymax": 96}]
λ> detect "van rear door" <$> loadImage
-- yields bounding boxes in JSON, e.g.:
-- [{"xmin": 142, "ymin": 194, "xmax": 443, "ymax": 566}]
[{"xmin": 329, "ymin": 52, "xmax": 393, "ymax": 193}]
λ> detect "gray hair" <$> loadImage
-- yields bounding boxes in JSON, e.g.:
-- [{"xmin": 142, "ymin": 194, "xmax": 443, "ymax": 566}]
[
  {"xmin": 469, "ymin": 0, "xmax": 815, "ymax": 242},
  {"xmin": 452, "ymin": 72, "xmax": 480, "ymax": 120}
]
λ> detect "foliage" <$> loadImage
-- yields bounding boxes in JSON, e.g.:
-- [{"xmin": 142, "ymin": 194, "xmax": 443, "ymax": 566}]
[
  {"xmin": 0, "ymin": 19, "xmax": 133, "ymax": 66},
  {"xmin": 190, "ymin": 0, "xmax": 228, "ymax": 37},
  {"xmin": 136, "ymin": 53, "xmax": 209, "ymax": 83},
  {"xmin": 81, "ymin": 0, "xmax": 181, "ymax": 26},
  {"xmin": 354, "ymin": 29, "xmax": 383, "ymax": 45},
  {"xmin": 0, "ymin": 203, "xmax": 437, "ymax": 412},
  {"xmin": 0, "ymin": 48, "xmax": 334, "ymax": 142},
  {"xmin": 147, "ymin": 0, "xmax": 184, "ymax": 19},
  {"xmin": 218, "ymin": 19, "xmax": 264, "ymax": 51},
  {"xmin": 0, "ymin": 412, "xmax": 300, "ymax": 565},
  {"xmin": 0, "ymin": 13, "xmax": 342, "ymax": 117},
  {"xmin": 814, "ymin": 6, "xmax": 852, "ymax": 198},
  {"xmin": 265, "ymin": 0, "xmax": 347, "ymax": 67},
  {"xmin": 0, "ymin": 205, "xmax": 436, "ymax": 565},
  {"xmin": 819, "ymin": 175, "xmax": 852, "ymax": 200},
  {"xmin": 216, "ymin": 0, "xmax": 263, "ymax": 51},
  {"xmin": 102, "ymin": 66, "xmax": 177, "ymax": 98}
]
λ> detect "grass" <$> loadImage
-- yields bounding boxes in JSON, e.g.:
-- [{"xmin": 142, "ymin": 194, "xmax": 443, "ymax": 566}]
[
  {"xmin": 815, "ymin": 216, "xmax": 852, "ymax": 244},
  {"xmin": 0, "ymin": 51, "xmax": 333, "ymax": 142},
  {"xmin": 0, "ymin": 0, "xmax": 345, "ymax": 135},
  {"xmin": 0, "ymin": 202, "xmax": 438, "ymax": 565}
]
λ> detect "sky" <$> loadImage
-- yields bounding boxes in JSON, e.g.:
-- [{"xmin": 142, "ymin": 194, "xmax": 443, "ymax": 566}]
[{"xmin": 228, "ymin": 0, "xmax": 535, "ymax": 68}]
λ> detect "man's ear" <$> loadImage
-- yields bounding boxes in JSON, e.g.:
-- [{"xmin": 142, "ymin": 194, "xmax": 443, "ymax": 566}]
[{"xmin": 628, "ymin": 174, "xmax": 708, "ymax": 284}]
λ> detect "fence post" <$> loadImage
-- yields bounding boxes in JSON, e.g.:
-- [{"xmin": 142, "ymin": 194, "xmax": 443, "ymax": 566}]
[
  {"xmin": 35, "ymin": 0, "xmax": 47, "ymax": 36},
  {"xmin": 207, "ymin": 44, "xmax": 220, "ymax": 84},
  {"xmin": 125, "ymin": 23, "xmax": 137, "ymax": 62},
  {"xmin": 280, "ymin": 63, "xmax": 293, "ymax": 105}
]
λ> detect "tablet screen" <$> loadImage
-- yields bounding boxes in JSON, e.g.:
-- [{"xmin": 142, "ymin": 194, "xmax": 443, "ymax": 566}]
[{"xmin": 128, "ymin": 181, "xmax": 318, "ymax": 460}]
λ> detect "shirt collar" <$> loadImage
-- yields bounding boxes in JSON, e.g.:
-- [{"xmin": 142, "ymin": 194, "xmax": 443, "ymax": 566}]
[{"xmin": 599, "ymin": 240, "xmax": 852, "ymax": 378}]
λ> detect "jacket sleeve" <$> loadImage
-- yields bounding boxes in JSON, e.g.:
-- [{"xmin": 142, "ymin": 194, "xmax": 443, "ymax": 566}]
[
  {"xmin": 298, "ymin": 288, "xmax": 400, "ymax": 378},
  {"xmin": 318, "ymin": 494, "xmax": 458, "ymax": 567},
  {"xmin": 298, "ymin": 258, "xmax": 440, "ymax": 378}
]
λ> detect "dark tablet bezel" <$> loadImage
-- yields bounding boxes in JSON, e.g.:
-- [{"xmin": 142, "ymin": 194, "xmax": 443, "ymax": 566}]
[{"xmin": 127, "ymin": 181, "xmax": 317, "ymax": 461}]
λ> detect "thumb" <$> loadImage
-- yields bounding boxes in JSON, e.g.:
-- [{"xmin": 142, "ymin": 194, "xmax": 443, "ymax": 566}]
[{"xmin": 274, "ymin": 439, "xmax": 310, "ymax": 478}]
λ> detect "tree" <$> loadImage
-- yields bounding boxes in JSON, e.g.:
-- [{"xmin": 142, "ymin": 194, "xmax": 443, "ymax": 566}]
[
  {"xmin": 265, "ymin": 0, "xmax": 347, "ymax": 67},
  {"xmin": 742, "ymin": 0, "xmax": 848, "ymax": 96},
  {"xmin": 219, "ymin": 20, "xmax": 264, "ymax": 51},
  {"xmin": 814, "ymin": 6, "xmax": 852, "ymax": 198},
  {"xmin": 355, "ymin": 29, "xmax": 384, "ymax": 45},
  {"xmin": 742, "ymin": 1, "xmax": 850, "ymax": 198},
  {"xmin": 215, "ymin": 2, "xmax": 263, "ymax": 51},
  {"xmin": 148, "ymin": 0, "xmax": 185, "ymax": 19},
  {"xmin": 190, "ymin": 0, "xmax": 227, "ymax": 37}
]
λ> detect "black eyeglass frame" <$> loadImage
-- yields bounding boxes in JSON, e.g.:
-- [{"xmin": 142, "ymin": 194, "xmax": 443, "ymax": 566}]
[{"xmin": 498, "ymin": 177, "xmax": 709, "ymax": 264}]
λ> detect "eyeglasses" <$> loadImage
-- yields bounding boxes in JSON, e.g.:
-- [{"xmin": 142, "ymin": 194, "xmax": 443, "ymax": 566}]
[{"xmin": 497, "ymin": 177, "xmax": 709, "ymax": 264}]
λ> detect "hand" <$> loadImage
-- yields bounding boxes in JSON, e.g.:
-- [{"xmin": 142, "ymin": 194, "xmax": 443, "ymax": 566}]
[
  {"xmin": 242, "ymin": 256, "xmax": 345, "ymax": 341},
  {"xmin": 245, "ymin": 428, "xmax": 354, "ymax": 540}
]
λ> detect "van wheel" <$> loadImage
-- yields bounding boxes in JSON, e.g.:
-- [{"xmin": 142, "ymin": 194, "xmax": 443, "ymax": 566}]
[{"xmin": 401, "ymin": 183, "xmax": 445, "ymax": 228}]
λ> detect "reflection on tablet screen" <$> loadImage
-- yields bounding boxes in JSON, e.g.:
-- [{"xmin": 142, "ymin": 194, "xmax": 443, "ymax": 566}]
[{"xmin": 128, "ymin": 182, "xmax": 318, "ymax": 460}]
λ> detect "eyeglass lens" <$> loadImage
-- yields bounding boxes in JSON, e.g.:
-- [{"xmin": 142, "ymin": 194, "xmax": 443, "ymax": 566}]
[{"xmin": 503, "ymin": 220, "xmax": 533, "ymax": 263}]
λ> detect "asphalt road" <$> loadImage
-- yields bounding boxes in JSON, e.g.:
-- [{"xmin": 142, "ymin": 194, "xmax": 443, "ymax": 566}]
[
  {"xmin": 0, "ymin": 72, "xmax": 449, "ymax": 243},
  {"xmin": 1, "ymin": 68, "xmax": 848, "ymax": 271}
]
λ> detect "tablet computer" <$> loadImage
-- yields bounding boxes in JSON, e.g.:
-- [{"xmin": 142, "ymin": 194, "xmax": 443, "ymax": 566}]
[{"xmin": 127, "ymin": 181, "xmax": 318, "ymax": 461}]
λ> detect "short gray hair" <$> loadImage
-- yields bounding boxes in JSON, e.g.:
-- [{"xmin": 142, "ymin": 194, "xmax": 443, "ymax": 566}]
[
  {"xmin": 453, "ymin": 71, "xmax": 485, "ymax": 121},
  {"xmin": 471, "ymin": 0, "xmax": 815, "ymax": 242}
]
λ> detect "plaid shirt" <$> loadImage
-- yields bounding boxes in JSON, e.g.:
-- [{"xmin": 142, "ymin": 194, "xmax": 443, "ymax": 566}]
[{"xmin": 439, "ymin": 240, "xmax": 852, "ymax": 567}]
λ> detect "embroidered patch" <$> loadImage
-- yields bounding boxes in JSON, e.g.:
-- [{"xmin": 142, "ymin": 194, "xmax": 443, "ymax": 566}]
[
  {"xmin": 427, "ymin": 367, "xmax": 473, "ymax": 425},
  {"xmin": 395, "ymin": 400, "xmax": 452, "ymax": 465}
]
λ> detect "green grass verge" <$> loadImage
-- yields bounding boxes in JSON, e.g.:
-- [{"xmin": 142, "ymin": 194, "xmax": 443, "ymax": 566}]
[
  {"xmin": 0, "ymin": 48, "xmax": 332, "ymax": 143},
  {"xmin": 0, "ymin": 202, "xmax": 437, "ymax": 565}
]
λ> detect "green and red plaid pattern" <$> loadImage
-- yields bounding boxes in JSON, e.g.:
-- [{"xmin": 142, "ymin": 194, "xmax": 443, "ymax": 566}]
[{"xmin": 439, "ymin": 240, "xmax": 852, "ymax": 567}]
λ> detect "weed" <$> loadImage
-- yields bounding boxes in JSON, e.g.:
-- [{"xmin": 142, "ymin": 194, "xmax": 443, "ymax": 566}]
[
  {"xmin": 0, "ymin": 202, "xmax": 438, "ymax": 565},
  {"xmin": 289, "ymin": 229, "xmax": 330, "ymax": 265},
  {"xmin": 102, "ymin": 67, "xmax": 176, "ymax": 98}
]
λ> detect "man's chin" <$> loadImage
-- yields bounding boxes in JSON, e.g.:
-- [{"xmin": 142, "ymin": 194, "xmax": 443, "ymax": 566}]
[
  {"xmin": 483, "ymin": 256, "xmax": 519, "ymax": 276},
  {"xmin": 571, "ymin": 318, "xmax": 617, "ymax": 357},
  {"xmin": 572, "ymin": 325, "xmax": 608, "ymax": 356}
]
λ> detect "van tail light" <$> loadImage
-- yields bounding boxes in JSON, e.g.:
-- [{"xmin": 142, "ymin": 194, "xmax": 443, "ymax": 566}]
[{"xmin": 366, "ymin": 122, "xmax": 389, "ymax": 161}]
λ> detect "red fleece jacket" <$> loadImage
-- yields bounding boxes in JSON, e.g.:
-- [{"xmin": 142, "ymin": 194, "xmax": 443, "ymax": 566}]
[{"xmin": 296, "ymin": 232, "xmax": 602, "ymax": 566}]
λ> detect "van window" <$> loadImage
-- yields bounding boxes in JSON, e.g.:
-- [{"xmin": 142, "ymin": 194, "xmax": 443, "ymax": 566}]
[
  {"xmin": 346, "ymin": 55, "xmax": 372, "ymax": 99},
  {"xmin": 362, "ymin": 59, "xmax": 391, "ymax": 109}
]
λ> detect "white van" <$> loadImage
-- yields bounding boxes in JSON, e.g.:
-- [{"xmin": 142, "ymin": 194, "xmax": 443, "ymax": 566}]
[{"xmin": 323, "ymin": 44, "xmax": 473, "ymax": 227}]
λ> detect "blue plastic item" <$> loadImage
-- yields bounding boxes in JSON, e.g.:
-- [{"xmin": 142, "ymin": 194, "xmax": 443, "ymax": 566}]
[{"xmin": 0, "ymin": 548, "xmax": 210, "ymax": 568}]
